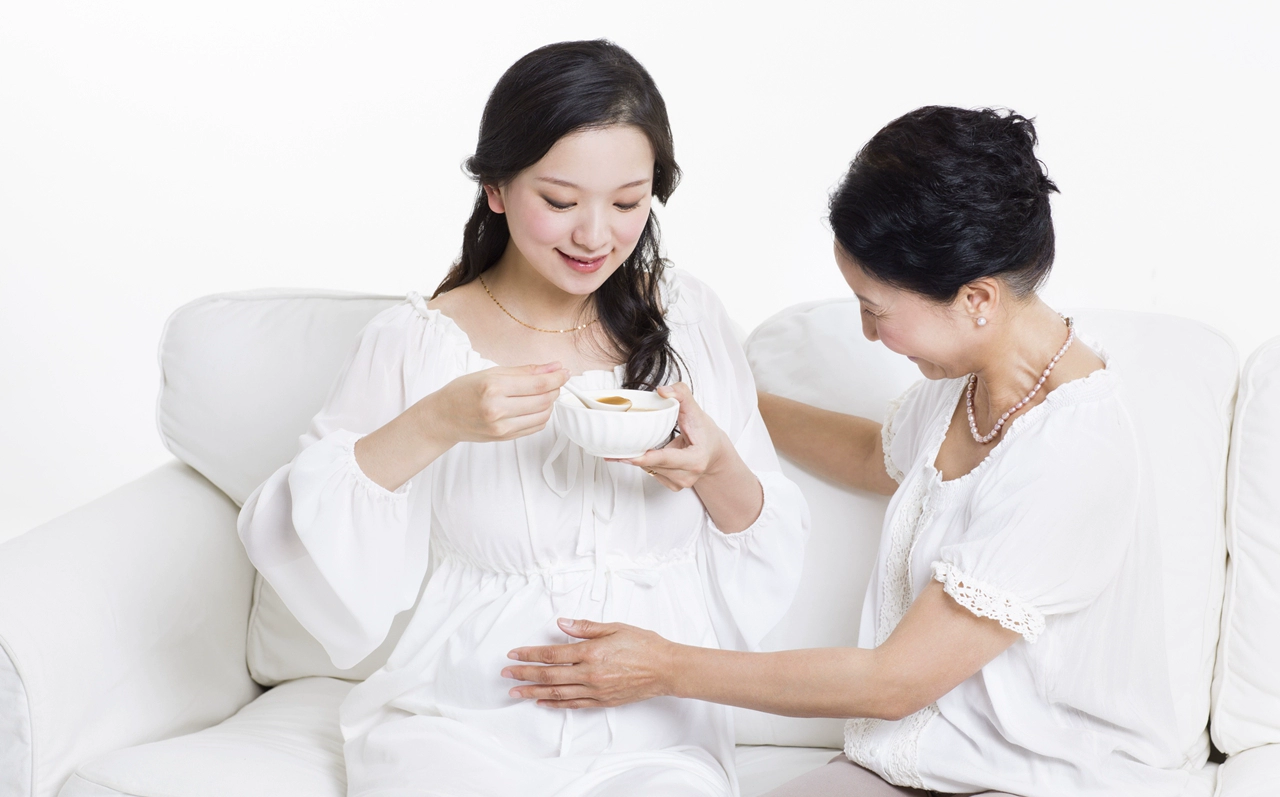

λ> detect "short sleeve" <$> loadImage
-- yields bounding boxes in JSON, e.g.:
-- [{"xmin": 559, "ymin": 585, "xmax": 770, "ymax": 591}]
[
  {"xmin": 931, "ymin": 394, "xmax": 1142, "ymax": 643},
  {"xmin": 881, "ymin": 380, "xmax": 923, "ymax": 483},
  {"xmin": 237, "ymin": 300, "xmax": 455, "ymax": 668}
]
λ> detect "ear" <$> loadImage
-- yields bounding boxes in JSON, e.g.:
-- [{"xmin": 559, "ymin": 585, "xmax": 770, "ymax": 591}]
[
  {"xmin": 484, "ymin": 184, "xmax": 506, "ymax": 215},
  {"xmin": 957, "ymin": 278, "xmax": 1000, "ymax": 323}
]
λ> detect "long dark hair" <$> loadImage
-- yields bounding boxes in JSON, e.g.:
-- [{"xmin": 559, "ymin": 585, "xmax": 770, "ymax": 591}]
[
  {"xmin": 433, "ymin": 40, "xmax": 682, "ymax": 390},
  {"xmin": 829, "ymin": 106, "xmax": 1059, "ymax": 302}
]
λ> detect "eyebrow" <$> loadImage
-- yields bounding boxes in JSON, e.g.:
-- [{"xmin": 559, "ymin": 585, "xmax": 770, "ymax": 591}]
[
  {"xmin": 854, "ymin": 293, "xmax": 881, "ymax": 309},
  {"xmin": 535, "ymin": 177, "xmax": 651, "ymax": 190}
]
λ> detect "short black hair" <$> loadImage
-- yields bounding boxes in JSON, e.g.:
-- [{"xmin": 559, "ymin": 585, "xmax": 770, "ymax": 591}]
[{"xmin": 828, "ymin": 106, "xmax": 1059, "ymax": 302}]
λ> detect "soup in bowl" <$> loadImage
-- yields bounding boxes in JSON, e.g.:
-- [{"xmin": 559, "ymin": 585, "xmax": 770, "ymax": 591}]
[{"xmin": 553, "ymin": 388, "xmax": 680, "ymax": 459}]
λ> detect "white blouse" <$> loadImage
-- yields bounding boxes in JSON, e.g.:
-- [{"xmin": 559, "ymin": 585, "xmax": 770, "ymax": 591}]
[
  {"xmin": 847, "ymin": 338, "xmax": 1207, "ymax": 797},
  {"xmin": 237, "ymin": 270, "xmax": 809, "ymax": 797}
]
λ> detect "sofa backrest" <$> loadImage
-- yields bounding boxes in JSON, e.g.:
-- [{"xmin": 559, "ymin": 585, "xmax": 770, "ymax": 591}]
[
  {"xmin": 739, "ymin": 302, "xmax": 1237, "ymax": 759},
  {"xmin": 158, "ymin": 290, "xmax": 403, "ymax": 506},
  {"xmin": 1211, "ymin": 335, "xmax": 1280, "ymax": 756},
  {"xmin": 158, "ymin": 290, "xmax": 405, "ymax": 684},
  {"xmin": 157, "ymin": 291, "xmax": 1238, "ymax": 758}
]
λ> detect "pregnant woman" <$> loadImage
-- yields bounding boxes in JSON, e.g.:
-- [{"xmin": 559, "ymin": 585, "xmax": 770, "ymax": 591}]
[
  {"xmin": 237, "ymin": 40, "xmax": 808, "ymax": 796},
  {"xmin": 506, "ymin": 107, "xmax": 1195, "ymax": 796}
]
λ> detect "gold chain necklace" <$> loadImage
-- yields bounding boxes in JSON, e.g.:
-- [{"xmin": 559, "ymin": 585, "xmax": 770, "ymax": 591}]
[{"xmin": 478, "ymin": 274, "xmax": 598, "ymax": 334}]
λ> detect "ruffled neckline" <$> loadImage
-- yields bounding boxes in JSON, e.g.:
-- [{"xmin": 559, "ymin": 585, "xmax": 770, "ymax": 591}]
[
  {"xmin": 401, "ymin": 268, "xmax": 686, "ymax": 386},
  {"xmin": 924, "ymin": 330, "xmax": 1117, "ymax": 492}
]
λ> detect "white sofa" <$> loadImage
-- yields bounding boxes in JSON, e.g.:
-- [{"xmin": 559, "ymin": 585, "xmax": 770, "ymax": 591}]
[{"xmin": 1, "ymin": 289, "xmax": 1276, "ymax": 797}]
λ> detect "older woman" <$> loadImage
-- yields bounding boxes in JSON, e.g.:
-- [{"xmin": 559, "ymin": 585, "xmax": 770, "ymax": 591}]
[{"xmin": 503, "ymin": 106, "xmax": 1196, "ymax": 796}]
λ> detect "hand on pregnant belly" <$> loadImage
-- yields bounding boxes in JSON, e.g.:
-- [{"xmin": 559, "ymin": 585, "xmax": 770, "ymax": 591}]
[
  {"xmin": 502, "ymin": 618, "xmax": 675, "ymax": 709},
  {"xmin": 427, "ymin": 362, "xmax": 571, "ymax": 443}
]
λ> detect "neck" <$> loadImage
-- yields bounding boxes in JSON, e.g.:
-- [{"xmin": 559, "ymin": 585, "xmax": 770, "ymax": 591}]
[
  {"xmin": 969, "ymin": 298, "xmax": 1072, "ymax": 428},
  {"xmin": 483, "ymin": 244, "xmax": 594, "ymax": 329}
]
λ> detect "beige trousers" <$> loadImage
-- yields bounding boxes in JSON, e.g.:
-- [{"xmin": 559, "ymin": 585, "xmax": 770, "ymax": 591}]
[{"xmin": 761, "ymin": 755, "xmax": 1020, "ymax": 797}]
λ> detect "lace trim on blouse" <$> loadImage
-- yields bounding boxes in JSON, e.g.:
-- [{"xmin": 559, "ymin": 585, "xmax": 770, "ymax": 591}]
[
  {"xmin": 931, "ymin": 561, "xmax": 1046, "ymax": 643},
  {"xmin": 844, "ymin": 469, "xmax": 939, "ymax": 787},
  {"xmin": 880, "ymin": 386, "xmax": 914, "ymax": 484},
  {"xmin": 844, "ymin": 704, "xmax": 939, "ymax": 790}
]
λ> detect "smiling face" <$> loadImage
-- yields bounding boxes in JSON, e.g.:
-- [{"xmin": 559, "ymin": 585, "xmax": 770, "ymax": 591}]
[
  {"xmin": 835, "ymin": 243, "xmax": 980, "ymax": 380},
  {"xmin": 484, "ymin": 125, "xmax": 655, "ymax": 296}
]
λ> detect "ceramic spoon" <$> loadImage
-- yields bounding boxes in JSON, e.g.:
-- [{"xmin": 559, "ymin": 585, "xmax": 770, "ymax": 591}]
[{"xmin": 563, "ymin": 383, "xmax": 632, "ymax": 412}]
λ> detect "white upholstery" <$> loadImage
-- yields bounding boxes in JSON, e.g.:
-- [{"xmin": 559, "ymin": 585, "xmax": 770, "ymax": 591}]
[
  {"xmin": 61, "ymin": 678, "xmax": 350, "ymax": 797},
  {"xmin": 737, "ymin": 300, "xmax": 921, "ymax": 747},
  {"xmin": 1213, "ymin": 744, "xmax": 1280, "ymax": 797},
  {"xmin": 1212, "ymin": 336, "xmax": 1280, "ymax": 756},
  {"xmin": 1067, "ymin": 310, "xmax": 1237, "ymax": 765},
  {"xmin": 5, "ymin": 289, "xmax": 1268, "ymax": 796},
  {"xmin": 59, "ymin": 676, "xmax": 835, "ymax": 797},
  {"xmin": 158, "ymin": 290, "xmax": 405, "ymax": 685},
  {"xmin": 157, "ymin": 289, "xmax": 402, "ymax": 507},
  {"xmin": 0, "ymin": 463, "xmax": 261, "ymax": 797}
]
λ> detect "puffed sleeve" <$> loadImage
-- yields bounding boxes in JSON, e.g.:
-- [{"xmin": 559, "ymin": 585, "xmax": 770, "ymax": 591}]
[
  {"xmin": 930, "ymin": 391, "xmax": 1141, "ymax": 643},
  {"xmin": 237, "ymin": 300, "xmax": 452, "ymax": 669},
  {"xmin": 673, "ymin": 273, "xmax": 811, "ymax": 651}
]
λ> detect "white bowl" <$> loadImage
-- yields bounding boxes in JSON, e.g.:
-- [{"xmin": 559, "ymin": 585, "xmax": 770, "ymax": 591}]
[{"xmin": 553, "ymin": 388, "xmax": 680, "ymax": 459}]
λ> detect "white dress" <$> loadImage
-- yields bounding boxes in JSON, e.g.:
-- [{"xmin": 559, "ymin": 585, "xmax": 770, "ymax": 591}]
[
  {"xmin": 237, "ymin": 270, "xmax": 809, "ymax": 797},
  {"xmin": 846, "ymin": 337, "xmax": 1207, "ymax": 797}
]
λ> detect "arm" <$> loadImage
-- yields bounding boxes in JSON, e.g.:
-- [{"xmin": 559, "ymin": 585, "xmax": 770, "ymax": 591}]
[
  {"xmin": 355, "ymin": 362, "xmax": 570, "ymax": 491},
  {"xmin": 503, "ymin": 581, "xmax": 1018, "ymax": 721},
  {"xmin": 757, "ymin": 391, "xmax": 897, "ymax": 496}
]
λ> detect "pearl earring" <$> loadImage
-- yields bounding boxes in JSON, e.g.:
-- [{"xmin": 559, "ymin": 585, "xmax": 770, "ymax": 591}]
[{"xmin": 976, "ymin": 317, "xmax": 987, "ymax": 327}]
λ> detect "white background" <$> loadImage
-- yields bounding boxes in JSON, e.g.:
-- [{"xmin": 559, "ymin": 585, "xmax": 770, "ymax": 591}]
[{"xmin": 2, "ymin": 2, "xmax": 1277, "ymax": 542}]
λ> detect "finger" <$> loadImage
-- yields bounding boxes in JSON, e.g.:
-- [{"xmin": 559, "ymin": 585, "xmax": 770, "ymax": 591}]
[
  {"xmin": 494, "ymin": 408, "xmax": 555, "ymax": 440},
  {"xmin": 491, "ymin": 362, "xmax": 564, "ymax": 376},
  {"xmin": 495, "ymin": 393, "xmax": 560, "ymax": 418},
  {"xmin": 499, "ymin": 369, "xmax": 571, "ymax": 397},
  {"xmin": 556, "ymin": 618, "xmax": 615, "ymax": 640},
  {"xmin": 626, "ymin": 446, "xmax": 699, "ymax": 473},
  {"xmin": 536, "ymin": 698, "xmax": 602, "ymax": 709},
  {"xmin": 506, "ymin": 643, "xmax": 587, "ymax": 665},
  {"xmin": 501, "ymin": 664, "xmax": 581, "ymax": 685},
  {"xmin": 509, "ymin": 684, "xmax": 595, "ymax": 701}
]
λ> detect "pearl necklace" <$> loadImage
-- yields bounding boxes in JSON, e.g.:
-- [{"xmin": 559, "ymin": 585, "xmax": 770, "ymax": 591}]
[
  {"xmin": 966, "ymin": 316, "xmax": 1075, "ymax": 445},
  {"xmin": 478, "ymin": 274, "xmax": 598, "ymax": 334}
]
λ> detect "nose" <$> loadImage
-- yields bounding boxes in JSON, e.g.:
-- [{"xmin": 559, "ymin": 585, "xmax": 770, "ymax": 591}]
[
  {"xmin": 572, "ymin": 206, "xmax": 609, "ymax": 254},
  {"xmin": 861, "ymin": 313, "xmax": 879, "ymax": 342}
]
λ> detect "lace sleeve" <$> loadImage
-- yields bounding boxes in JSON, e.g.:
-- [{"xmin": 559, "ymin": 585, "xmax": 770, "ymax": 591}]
[
  {"xmin": 931, "ymin": 561, "xmax": 1046, "ymax": 642},
  {"xmin": 881, "ymin": 383, "xmax": 919, "ymax": 484}
]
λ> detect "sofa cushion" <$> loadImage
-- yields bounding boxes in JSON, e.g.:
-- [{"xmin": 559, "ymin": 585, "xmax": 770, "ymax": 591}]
[
  {"xmin": 1212, "ymin": 336, "xmax": 1280, "ymax": 756},
  {"xmin": 1213, "ymin": 744, "xmax": 1280, "ymax": 797},
  {"xmin": 158, "ymin": 290, "xmax": 404, "ymax": 685},
  {"xmin": 1069, "ymin": 310, "xmax": 1236, "ymax": 766},
  {"xmin": 738, "ymin": 301, "xmax": 1236, "ymax": 760},
  {"xmin": 60, "ymin": 676, "xmax": 836, "ymax": 797}
]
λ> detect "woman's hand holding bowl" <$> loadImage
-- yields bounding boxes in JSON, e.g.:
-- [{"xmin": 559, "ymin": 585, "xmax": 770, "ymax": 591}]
[
  {"xmin": 625, "ymin": 382, "xmax": 764, "ymax": 533},
  {"xmin": 621, "ymin": 382, "xmax": 729, "ymax": 491}
]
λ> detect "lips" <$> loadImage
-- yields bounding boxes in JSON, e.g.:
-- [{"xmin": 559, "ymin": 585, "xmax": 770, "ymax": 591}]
[{"xmin": 557, "ymin": 249, "xmax": 608, "ymax": 274}]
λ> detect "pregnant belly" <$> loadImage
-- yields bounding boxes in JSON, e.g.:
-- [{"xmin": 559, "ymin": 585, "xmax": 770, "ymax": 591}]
[{"xmin": 375, "ymin": 551, "xmax": 720, "ymax": 759}]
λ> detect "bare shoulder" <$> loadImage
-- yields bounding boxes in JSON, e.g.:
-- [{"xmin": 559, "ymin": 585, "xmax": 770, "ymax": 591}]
[
  {"xmin": 1052, "ymin": 338, "xmax": 1107, "ymax": 387},
  {"xmin": 427, "ymin": 280, "xmax": 483, "ymax": 316}
]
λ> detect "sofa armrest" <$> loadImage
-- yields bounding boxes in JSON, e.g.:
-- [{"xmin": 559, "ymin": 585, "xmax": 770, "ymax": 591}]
[{"xmin": 0, "ymin": 461, "xmax": 262, "ymax": 797}]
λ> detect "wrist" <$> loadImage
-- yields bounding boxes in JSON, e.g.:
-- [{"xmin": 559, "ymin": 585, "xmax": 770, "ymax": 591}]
[
  {"xmin": 661, "ymin": 640, "xmax": 694, "ymax": 699},
  {"xmin": 413, "ymin": 391, "xmax": 458, "ymax": 449}
]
